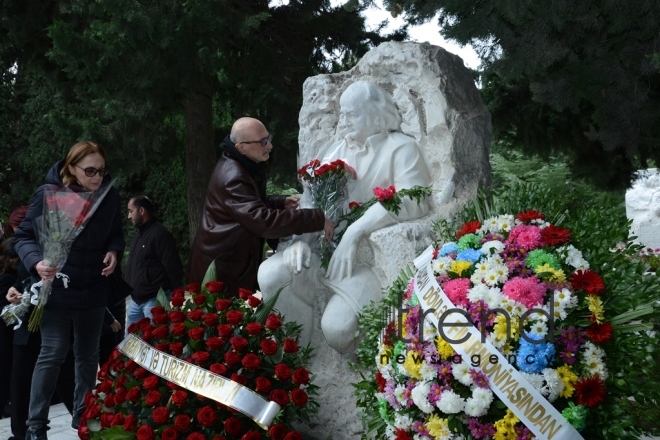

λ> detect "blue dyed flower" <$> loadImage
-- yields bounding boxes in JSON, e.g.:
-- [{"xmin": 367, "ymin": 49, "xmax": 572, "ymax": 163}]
[
  {"xmin": 439, "ymin": 243, "xmax": 459, "ymax": 256},
  {"xmin": 516, "ymin": 334, "xmax": 556, "ymax": 373},
  {"xmin": 456, "ymin": 249, "xmax": 482, "ymax": 263}
]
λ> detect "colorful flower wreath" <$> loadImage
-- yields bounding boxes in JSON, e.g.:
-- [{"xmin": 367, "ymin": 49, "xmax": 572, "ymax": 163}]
[
  {"xmin": 81, "ymin": 278, "xmax": 318, "ymax": 440},
  {"xmin": 372, "ymin": 211, "xmax": 611, "ymax": 439}
]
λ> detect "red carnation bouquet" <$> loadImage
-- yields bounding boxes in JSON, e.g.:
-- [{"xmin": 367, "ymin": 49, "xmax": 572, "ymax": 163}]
[{"xmin": 81, "ymin": 271, "xmax": 318, "ymax": 440}]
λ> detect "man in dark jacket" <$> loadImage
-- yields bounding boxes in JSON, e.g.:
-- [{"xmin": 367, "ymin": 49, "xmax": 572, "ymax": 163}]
[
  {"xmin": 124, "ymin": 196, "xmax": 183, "ymax": 328},
  {"xmin": 188, "ymin": 117, "xmax": 334, "ymax": 294}
]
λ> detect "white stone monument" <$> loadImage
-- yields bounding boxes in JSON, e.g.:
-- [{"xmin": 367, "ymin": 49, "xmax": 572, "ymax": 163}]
[
  {"xmin": 626, "ymin": 169, "xmax": 660, "ymax": 250},
  {"xmin": 259, "ymin": 41, "xmax": 491, "ymax": 439}
]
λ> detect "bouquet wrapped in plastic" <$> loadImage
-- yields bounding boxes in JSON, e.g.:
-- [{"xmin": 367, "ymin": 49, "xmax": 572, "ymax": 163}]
[{"xmin": 24, "ymin": 182, "xmax": 113, "ymax": 331}]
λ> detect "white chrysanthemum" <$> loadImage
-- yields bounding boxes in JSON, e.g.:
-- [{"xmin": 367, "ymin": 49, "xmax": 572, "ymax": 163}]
[
  {"xmin": 483, "ymin": 216, "xmax": 500, "ymax": 233},
  {"xmin": 464, "ymin": 398, "xmax": 488, "ymax": 417},
  {"xmin": 541, "ymin": 303, "xmax": 566, "ymax": 321},
  {"xmin": 583, "ymin": 341, "xmax": 606, "ymax": 360},
  {"xmin": 394, "ymin": 413, "xmax": 414, "ymax": 430},
  {"xmin": 560, "ymin": 245, "xmax": 590, "ymax": 270},
  {"xmin": 481, "ymin": 240, "xmax": 505, "ymax": 255},
  {"xmin": 394, "ymin": 384, "xmax": 408, "ymax": 406},
  {"xmin": 586, "ymin": 363, "xmax": 609, "ymax": 380},
  {"xmin": 512, "ymin": 302, "xmax": 528, "ymax": 317},
  {"xmin": 432, "ymin": 256, "xmax": 454, "ymax": 275},
  {"xmin": 497, "ymin": 214, "xmax": 516, "ymax": 232},
  {"xmin": 420, "ymin": 362, "xmax": 437, "ymax": 381},
  {"xmin": 483, "ymin": 287, "xmax": 503, "ymax": 309},
  {"xmin": 472, "ymin": 388, "xmax": 494, "ymax": 407},
  {"xmin": 520, "ymin": 372, "xmax": 544, "ymax": 392},
  {"xmin": 474, "ymin": 260, "xmax": 489, "ymax": 272},
  {"xmin": 437, "ymin": 390, "xmax": 465, "ymax": 414},
  {"xmin": 486, "ymin": 331, "xmax": 506, "ymax": 349},
  {"xmin": 529, "ymin": 320, "xmax": 548, "ymax": 338},
  {"xmin": 482, "ymin": 268, "xmax": 502, "ymax": 287},
  {"xmin": 452, "ymin": 362, "xmax": 473, "ymax": 386},
  {"xmin": 554, "ymin": 288, "xmax": 573, "ymax": 306},
  {"xmin": 470, "ymin": 269, "xmax": 487, "ymax": 285},
  {"xmin": 411, "ymin": 382, "xmax": 434, "ymax": 414},
  {"xmin": 467, "ymin": 283, "xmax": 490, "ymax": 303},
  {"xmin": 542, "ymin": 368, "xmax": 565, "ymax": 402}
]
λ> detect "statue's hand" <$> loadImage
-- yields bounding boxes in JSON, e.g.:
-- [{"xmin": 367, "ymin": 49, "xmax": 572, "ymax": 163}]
[
  {"xmin": 325, "ymin": 227, "xmax": 362, "ymax": 281},
  {"xmin": 282, "ymin": 241, "xmax": 312, "ymax": 275}
]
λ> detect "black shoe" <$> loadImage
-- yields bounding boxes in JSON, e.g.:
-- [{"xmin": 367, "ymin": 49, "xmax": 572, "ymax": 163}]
[
  {"xmin": 71, "ymin": 413, "xmax": 81, "ymax": 431},
  {"xmin": 27, "ymin": 425, "xmax": 48, "ymax": 440}
]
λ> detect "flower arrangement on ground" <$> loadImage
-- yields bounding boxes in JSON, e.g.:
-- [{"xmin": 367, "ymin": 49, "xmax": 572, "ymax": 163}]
[
  {"xmin": 353, "ymin": 209, "xmax": 660, "ymax": 440},
  {"xmin": 81, "ymin": 269, "xmax": 317, "ymax": 440}
]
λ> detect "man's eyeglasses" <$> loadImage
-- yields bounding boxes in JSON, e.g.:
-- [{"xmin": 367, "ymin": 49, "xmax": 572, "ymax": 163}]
[
  {"xmin": 75, "ymin": 165, "xmax": 108, "ymax": 177},
  {"xmin": 239, "ymin": 134, "xmax": 273, "ymax": 148}
]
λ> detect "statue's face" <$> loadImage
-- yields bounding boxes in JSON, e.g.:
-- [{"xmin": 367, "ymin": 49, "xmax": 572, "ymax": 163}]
[{"xmin": 339, "ymin": 97, "xmax": 379, "ymax": 145}]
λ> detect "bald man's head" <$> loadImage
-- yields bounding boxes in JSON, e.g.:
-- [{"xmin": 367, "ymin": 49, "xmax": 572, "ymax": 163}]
[
  {"xmin": 230, "ymin": 117, "xmax": 273, "ymax": 163},
  {"xmin": 230, "ymin": 117, "xmax": 265, "ymax": 144}
]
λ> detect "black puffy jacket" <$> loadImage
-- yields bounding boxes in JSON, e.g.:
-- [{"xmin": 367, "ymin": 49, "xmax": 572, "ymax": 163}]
[{"xmin": 13, "ymin": 160, "xmax": 125, "ymax": 310}]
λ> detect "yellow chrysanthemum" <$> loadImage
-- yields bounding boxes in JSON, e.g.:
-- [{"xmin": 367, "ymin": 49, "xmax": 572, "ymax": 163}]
[
  {"xmin": 535, "ymin": 263, "xmax": 566, "ymax": 283},
  {"xmin": 425, "ymin": 414, "xmax": 450, "ymax": 439},
  {"xmin": 436, "ymin": 337, "xmax": 455, "ymax": 360},
  {"xmin": 588, "ymin": 296, "xmax": 605, "ymax": 323},
  {"xmin": 403, "ymin": 350, "xmax": 423, "ymax": 379},
  {"xmin": 556, "ymin": 365, "xmax": 578, "ymax": 398},
  {"xmin": 493, "ymin": 409, "xmax": 520, "ymax": 439},
  {"xmin": 400, "ymin": 312, "xmax": 409, "ymax": 338},
  {"xmin": 450, "ymin": 260, "xmax": 472, "ymax": 276},
  {"xmin": 494, "ymin": 314, "xmax": 519, "ymax": 341}
]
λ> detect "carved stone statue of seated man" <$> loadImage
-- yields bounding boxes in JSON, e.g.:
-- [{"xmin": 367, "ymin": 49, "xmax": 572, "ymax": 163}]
[{"xmin": 258, "ymin": 80, "xmax": 431, "ymax": 353}]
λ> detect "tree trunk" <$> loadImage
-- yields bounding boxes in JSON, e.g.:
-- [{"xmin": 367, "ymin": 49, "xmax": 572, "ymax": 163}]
[{"xmin": 184, "ymin": 91, "xmax": 214, "ymax": 245}]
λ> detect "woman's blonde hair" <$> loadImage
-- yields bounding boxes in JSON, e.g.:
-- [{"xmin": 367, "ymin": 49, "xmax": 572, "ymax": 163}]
[{"xmin": 60, "ymin": 141, "xmax": 107, "ymax": 186}]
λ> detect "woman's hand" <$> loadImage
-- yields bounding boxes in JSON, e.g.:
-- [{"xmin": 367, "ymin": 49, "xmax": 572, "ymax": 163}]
[
  {"xmin": 102, "ymin": 250, "xmax": 118, "ymax": 276},
  {"xmin": 6, "ymin": 286, "xmax": 21, "ymax": 304},
  {"xmin": 35, "ymin": 260, "xmax": 57, "ymax": 282}
]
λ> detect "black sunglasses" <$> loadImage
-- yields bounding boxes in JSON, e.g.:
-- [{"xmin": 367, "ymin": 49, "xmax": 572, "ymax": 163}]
[
  {"xmin": 75, "ymin": 165, "xmax": 108, "ymax": 177},
  {"xmin": 239, "ymin": 133, "xmax": 273, "ymax": 148}
]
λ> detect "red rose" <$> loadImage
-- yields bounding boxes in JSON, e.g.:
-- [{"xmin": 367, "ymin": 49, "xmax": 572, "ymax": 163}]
[
  {"xmin": 230, "ymin": 373, "xmax": 248, "ymax": 386},
  {"xmin": 241, "ymin": 431, "xmax": 261, "ymax": 440},
  {"xmin": 115, "ymin": 374, "xmax": 128, "ymax": 389},
  {"xmin": 186, "ymin": 433, "xmax": 205, "ymax": 440},
  {"xmin": 245, "ymin": 322, "xmax": 263, "ymax": 335},
  {"xmin": 284, "ymin": 432, "xmax": 302, "ymax": 440},
  {"xmin": 138, "ymin": 318, "xmax": 152, "ymax": 330},
  {"xmin": 170, "ymin": 323, "xmax": 186, "ymax": 337},
  {"xmin": 151, "ymin": 305, "xmax": 166, "ymax": 316},
  {"xmin": 188, "ymin": 309, "xmax": 203, "ymax": 321},
  {"xmin": 205, "ymin": 281, "xmax": 225, "ymax": 293},
  {"xmin": 154, "ymin": 342, "xmax": 170, "ymax": 353},
  {"xmin": 274, "ymin": 364, "xmax": 292, "ymax": 381},
  {"xmin": 97, "ymin": 365, "xmax": 108, "ymax": 380},
  {"xmin": 215, "ymin": 299, "xmax": 232, "ymax": 311},
  {"xmin": 283, "ymin": 339, "xmax": 299, "ymax": 353},
  {"xmin": 247, "ymin": 295, "xmax": 261, "ymax": 308},
  {"xmin": 291, "ymin": 367, "xmax": 310, "ymax": 385},
  {"xmin": 166, "ymin": 381, "xmax": 179, "ymax": 390},
  {"xmin": 226, "ymin": 310, "xmax": 244, "ymax": 325},
  {"xmin": 188, "ymin": 327, "xmax": 205, "ymax": 340},
  {"xmin": 152, "ymin": 406, "xmax": 169, "ymax": 424},
  {"xmin": 255, "ymin": 377, "xmax": 272, "ymax": 393},
  {"xmin": 193, "ymin": 294, "xmax": 206, "ymax": 305},
  {"xmin": 217, "ymin": 324, "xmax": 233, "ymax": 338},
  {"xmin": 260, "ymin": 339, "xmax": 278, "ymax": 355},
  {"xmin": 187, "ymin": 283, "xmax": 201, "ymax": 293},
  {"xmin": 137, "ymin": 425, "xmax": 155, "ymax": 440},
  {"xmin": 143, "ymin": 375, "xmax": 160, "ymax": 390},
  {"xmin": 209, "ymin": 363, "xmax": 228, "ymax": 376},
  {"xmin": 114, "ymin": 388, "xmax": 127, "ymax": 404},
  {"xmin": 97, "ymin": 378, "xmax": 113, "ymax": 393},
  {"xmin": 348, "ymin": 201, "xmax": 360, "ymax": 210},
  {"xmin": 265, "ymin": 314, "xmax": 281, "ymax": 330},
  {"xmin": 170, "ymin": 342, "xmax": 184, "ymax": 356},
  {"xmin": 196, "ymin": 405, "xmax": 218, "ymax": 427},
  {"xmin": 125, "ymin": 360, "xmax": 138, "ymax": 372},
  {"xmin": 192, "ymin": 351, "xmax": 210, "ymax": 365},
  {"xmin": 211, "ymin": 437, "xmax": 227, "ymax": 440},
  {"xmin": 103, "ymin": 394, "xmax": 115, "ymax": 408},
  {"xmin": 290, "ymin": 388, "xmax": 308, "ymax": 406},
  {"xmin": 203, "ymin": 313, "xmax": 219, "ymax": 326},
  {"xmin": 269, "ymin": 389, "xmax": 289, "ymax": 406},
  {"xmin": 268, "ymin": 424, "xmax": 288, "ymax": 440},
  {"xmin": 223, "ymin": 417, "xmax": 243, "ymax": 437},
  {"xmin": 126, "ymin": 386, "xmax": 141, "ymax": 402},
  {"xmin": 169, "ymin": 311, "xmax": 186, "ymax": 323},
  {"xmin": 229, "ymin": 336, "xmax": 248, "ymax": 352},
  {"xmin": 134, "ymin": 367, "xmax": 150, "ymax": 379},
  {"xmin": 171, "ymin": 289, "xmax": 185, "ymax": 307},
  {"xmin": 174, "ymin": 414, "xmax": 192, "ymax": 432},
  {"xmin": 78, "ymin": 425, "xmax": 90, "ymax": 440},
  {"xmin": 205, "ymin": 336, "xmax": 225, "ymax": 351},
  {"xmin": 162, "ymin": 427, "xmax": 179, "ymax": 440},
  {"xmin": 145, "ymin": 389, "xmax": 162, "ymax": 407},
  {"xmin": 123, "ymin": 414, "xmax": 137, "ymax": 432},
  {"xmin": 224, "ymin": 351, "xmax": 241, "ymax": 367},
  {"xmin": 241, "ymin": 353, "xmax": 261, "ymax": 370},
  {"xmin": 238, "ymin": 288, "xmax": 252, "ymax": 300},
  {"xmin": 171, "ymin": 390, "xmax": 188, "ymax": 406},
  {"xmin": 85, "ymin": 404, "xmax": 101, "ymax": 420},
  {"xmin": 152, "ymin": 313, "xmax": 169, "ymax": 325},
  {"xmin": 110, "ymin": 413, "xmax": 124, "ymax": 427}
]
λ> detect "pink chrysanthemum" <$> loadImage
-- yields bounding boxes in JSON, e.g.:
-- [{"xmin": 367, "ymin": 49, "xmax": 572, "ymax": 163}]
[
  {"xmin": 502, "ymin": 276, "xmax": 547, "ymax": 308},
  {"xmin": 507, "ymin": 224, "xmax": 543, "ymax": 250},
  {"xmin": 442, "ymin": 278, "xmax": 471, "ymax": 307}
]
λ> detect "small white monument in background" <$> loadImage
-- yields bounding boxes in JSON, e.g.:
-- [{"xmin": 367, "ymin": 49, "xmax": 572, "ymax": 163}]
[
  {"xmin": 626, "ymin": 169, "xmax": 660, "ymax": 250},
  {"xmin": 259, "ymin": 41, "xmax": 492, "ymax": 439}
]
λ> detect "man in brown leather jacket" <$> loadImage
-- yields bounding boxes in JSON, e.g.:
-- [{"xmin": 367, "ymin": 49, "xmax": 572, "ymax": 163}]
[{"xmin": 189, "ymin": 117, "xmax": 334, "ymax": 294}]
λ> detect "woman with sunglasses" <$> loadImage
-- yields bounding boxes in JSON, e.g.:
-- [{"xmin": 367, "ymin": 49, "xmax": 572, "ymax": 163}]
[{"xmin": 13, "ymin": 141, "xmax": 125, "ymax": 440}]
